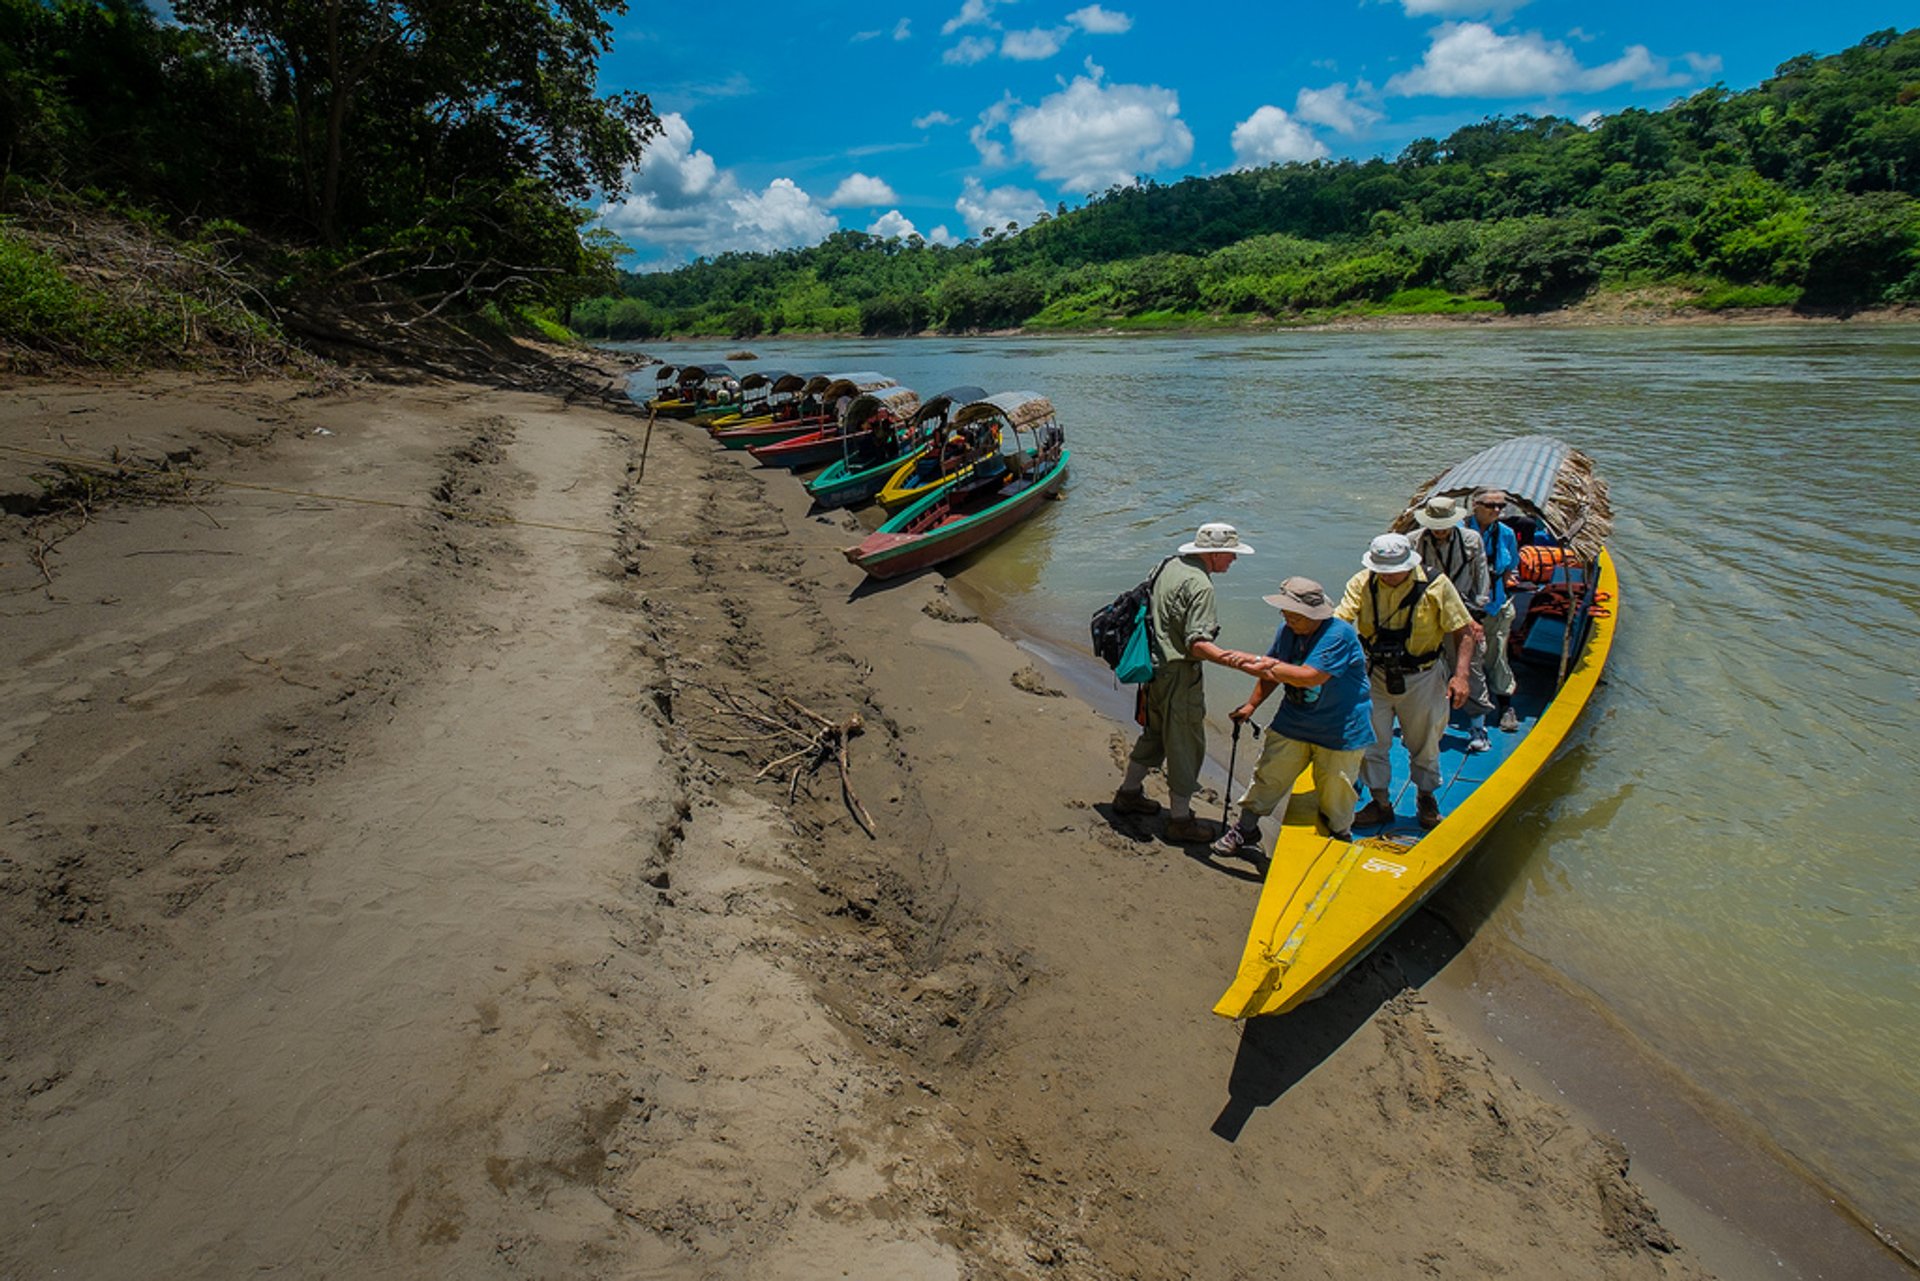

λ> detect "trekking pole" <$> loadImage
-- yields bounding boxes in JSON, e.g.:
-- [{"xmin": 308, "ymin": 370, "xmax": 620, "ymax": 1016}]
[{"xmin": 1223, "ymin": 719, "xmax": 1244, "ymax": 829}]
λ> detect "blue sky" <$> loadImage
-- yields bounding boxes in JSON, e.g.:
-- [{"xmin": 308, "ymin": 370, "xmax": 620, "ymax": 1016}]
[{"xmin": 593, "ymin": 2, "xmax": 1914, "ymax": 269}]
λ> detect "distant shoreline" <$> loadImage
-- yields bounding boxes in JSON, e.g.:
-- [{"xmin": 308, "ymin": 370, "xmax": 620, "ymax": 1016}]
[{"xmin": 616, "ymin": 299, "xmax": 1920, "ymax": 347}]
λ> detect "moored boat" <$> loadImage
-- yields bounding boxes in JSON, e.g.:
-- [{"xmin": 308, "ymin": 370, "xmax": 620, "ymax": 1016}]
[
  {"xmin": 807, "ymin": 384, "xmax": 986, "ymax": 510},
  {"xmin": 703, "ymin": 370, "xmax": 805, "ymax": 429},
  {"xmin": 1213, "ymin": 436, "xmax": 1617, "ymax": 1020},
  {"xmin": 651, "ymin": 362, "xmax": 736, "ymax": 417},
  {"xmin": 711, "ymin": 371, "xmax": 893, "ymax": 450},
  {"xmin": 844, "ymin": 392, "xmax": 1068, "ymax": 580},
  {"xmin": 748, "ymin": 385, "xmax": 920, "ymax": 471}
]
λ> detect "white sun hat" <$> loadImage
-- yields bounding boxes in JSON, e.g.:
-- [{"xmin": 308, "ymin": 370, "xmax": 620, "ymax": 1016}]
[
  {"xmin": 1411, "ymin": 493, "xmax": 1469, "ymax": 530},
  {"xmin": 1362, "ymin": 532, "xmax": 1421, "ymax": 573},
  {"xmin": 1178, "ymin": 522, "xmax": 1256, "ymax": 556}
]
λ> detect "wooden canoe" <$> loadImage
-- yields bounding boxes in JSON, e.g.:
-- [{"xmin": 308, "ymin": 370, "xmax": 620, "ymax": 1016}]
[{"xmin": 844, "ymin": 450, "xmax": 1070, "ymax": 579}]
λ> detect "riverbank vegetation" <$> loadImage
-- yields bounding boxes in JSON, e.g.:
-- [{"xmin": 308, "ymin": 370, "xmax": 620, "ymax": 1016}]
[
  {"xmin": 582, "ymin": 26, "xmax": 1920, "ymax": 339},
  {"xmin": 0, "ymin": 0, "xmax": 656, "ymax": 372}
]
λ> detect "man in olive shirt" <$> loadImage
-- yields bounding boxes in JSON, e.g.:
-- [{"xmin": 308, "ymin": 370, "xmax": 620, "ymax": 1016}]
[
  {"xmin": 1335, "ymin": 532, "xmax": 1476, "ymax": 831},
  {"xmin": 1114, "ymin": 522, "xmax": 1260, "ymax": 844}
]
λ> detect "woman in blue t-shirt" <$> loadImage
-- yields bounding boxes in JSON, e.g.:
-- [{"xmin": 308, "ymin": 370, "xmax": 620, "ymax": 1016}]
[{"xmin": 1211, "ymin": 576, "xmax": 1376, "ymax": 857}]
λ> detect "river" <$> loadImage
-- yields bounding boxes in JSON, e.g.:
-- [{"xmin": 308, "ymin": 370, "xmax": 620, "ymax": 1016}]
[{"xmin": 616, "ymin": 322, "xmax": 1920, "ymax": 1259}]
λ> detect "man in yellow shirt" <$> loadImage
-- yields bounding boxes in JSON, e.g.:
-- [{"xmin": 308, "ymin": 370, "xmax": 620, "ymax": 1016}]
[{"xmin": 1334, "ymin": 532, "xmax": 1476, "ymax": 831}]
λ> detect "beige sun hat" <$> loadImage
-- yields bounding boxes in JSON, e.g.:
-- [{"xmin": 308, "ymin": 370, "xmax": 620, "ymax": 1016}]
[
  {"xmin": 1178, "ymin": 522, "xmax": 1256, "ymax": 556},
  {"xmin": 1362, "ymin": 532, "xmax": 1421, "ymax": 574},
  {"xmin": 1263, "ymin": 576, "xmax": 1333, "ymax": 620},
  {"xmin": 1411, "ymin": 494, "xmax": 1469, "ymax": 530}
]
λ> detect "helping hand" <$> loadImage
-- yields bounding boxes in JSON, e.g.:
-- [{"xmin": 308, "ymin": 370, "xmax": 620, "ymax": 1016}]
[{"xmin": 1447, "ymin": 674, "xmax": 1470, "ymax": 709}]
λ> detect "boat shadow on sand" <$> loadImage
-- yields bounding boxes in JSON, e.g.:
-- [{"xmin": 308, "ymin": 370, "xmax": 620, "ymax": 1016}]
[{"xmin": 1209, "ymin": 910, "xmax": 1462, "ymax": 1143}]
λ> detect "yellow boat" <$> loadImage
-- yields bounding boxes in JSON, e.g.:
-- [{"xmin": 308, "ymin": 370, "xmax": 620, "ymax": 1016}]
[
  {"xmin": 1214, "ymin": 437, "xmax": 1616, "ymax": 1020},
  {"xmin": 871, "ymin": 390, "xmax": 1055, "ymax": 514},
  {"xmin": 703, "ymin": 370, "xmax": 811, "ymax": 429}
]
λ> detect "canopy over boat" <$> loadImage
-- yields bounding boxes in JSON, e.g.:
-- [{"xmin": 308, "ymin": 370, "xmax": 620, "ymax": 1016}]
[
  {"xmin": 801, "ymin": 374, "xmax": 835, "ymax": 396},
  {"xmin": 1393, "ymin": 436, "xmax": 1612, "ymax": 560},
  {"xmin": 676, "ymin": 362, "xmax": 733, "ymax": 387},
  {"xmin": 737, "ymin": 369, "xmax": 787, "ymax": 391},
  {"xmin": 819, "ymin": 372, "xmax": 898, "ymax": 404},
  {"xmin": 772, "ymin": 372, "xmax": 812, "ymax": 394},
  {"xmin": 908, "ymin": 385, "xmax": 989, "ymax": 430},
  {"xmin": 653, "ymin": 365, "xmax": 678, "ymax": 383},
  {"xmin": 844, "ymin": 386, "xmax": 921, "ymax": 430},
  {"xmin": 952, "ymin": 391, "xmax": 1057, "ymax": 434}
]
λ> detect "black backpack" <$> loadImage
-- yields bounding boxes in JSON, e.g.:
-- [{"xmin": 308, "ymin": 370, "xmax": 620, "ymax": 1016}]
[{"xmin": 1090, "ymin": 557, "xmax": 1174, "ymax": 679}]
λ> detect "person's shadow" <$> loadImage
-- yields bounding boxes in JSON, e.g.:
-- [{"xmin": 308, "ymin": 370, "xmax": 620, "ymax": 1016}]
[{"xmin": 1209, "ymin": 909, "xmax": 1463, "ymax": 1142}]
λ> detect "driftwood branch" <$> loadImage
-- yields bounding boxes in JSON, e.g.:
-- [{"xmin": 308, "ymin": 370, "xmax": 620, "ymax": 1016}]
[{"xmin": 688, "ymin": 682, "xmax": 875, "ymax": 837}]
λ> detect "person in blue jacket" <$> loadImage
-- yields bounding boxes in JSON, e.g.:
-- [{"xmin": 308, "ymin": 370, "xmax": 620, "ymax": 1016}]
[
  {"xmin": 1211, "ymin": 575, "xmax": 1375, "ymax": 857},
  {"xmin": 1468, "ymin": 487, "xmax": 1522, "ymax": 736}
]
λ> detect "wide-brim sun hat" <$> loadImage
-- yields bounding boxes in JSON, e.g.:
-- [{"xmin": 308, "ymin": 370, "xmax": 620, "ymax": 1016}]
[
  {"xmin": 1362, "ymin": 532, "xmax": 1420, "ymax": 574},
  {"xmin": 1263, "ymin": 576, "xmax": 1333, "ymax": 620},
  {"xmin": 1178, "ymin": 522, "xmax": 1255, "ymax": 556},
  {"xmin": 1411, "ymin": 493, "xmax": 1468, "ymax": 530}
]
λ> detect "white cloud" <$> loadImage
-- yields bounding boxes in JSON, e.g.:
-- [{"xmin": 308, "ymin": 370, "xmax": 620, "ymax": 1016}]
[
  {"xmin": 1066, "ymin": 4, "xmax": 1131, "ymax": 34},
  {"xmin": 1293, "ymin": 81, "xmax": 1382, "ymax": 136},
  {"xmin": 956, "ymin": 177, "xmax": 1047, "ymax": 234},
  {"xmin": 1387, "ymin": 22, "xmax": 1699, "ymax": 98},
  {"xmin": 1401, "ymin": 0, "xmax": 1530, "ymax": 15},
  {"xmin": 828, "ymin": 173, "xmax": 899, "ymax": 206},
  {"xmin": 1230, "ymin": 106, "xmax": 1331, "ymax": 168},
  {"xmin": 942, "ymin": 0, "xmax": 999, "ymax": 35},
  {"xmin": 991, "ymin": 65, "xmax": 1194, "ymax": 192},
  {"xmin": 1002, "ymin": 26, "xmax": 1071, "ymax": 60},
  {"xmin": 894, "ymin": 17, "xmax": 912, "ymax": 39},
  {"xmin": 943, "ymin": 35, "xmax": 996, "ymax": 64},
  {"xmin": 851, "ymin": 27, "xmax": 882, "ymax": 41},
  {"xmin": 914, "ymin": 109, "xmax": 959, "ymax": 128},
  {"xmin": 928, "ymin": 225, "xmax": 960, "ymax": 247},
  {"xmin": 596, "ymin": 113, "xmax": 839, "ymax": 258},
  {"xmin": 970, "ymin": 93, "xmax": 1019, "ymax": 166},
  {"xmin": 869, "ymin": 209, "xmax": 919, "ymax": 239}
]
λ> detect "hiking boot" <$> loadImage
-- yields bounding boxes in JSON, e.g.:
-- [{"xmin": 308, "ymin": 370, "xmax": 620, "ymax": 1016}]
[
  {"xmin": 1210, "ymin": 823, "xmax": 1261, "ymax": 858},
  {"xmin": 1353, "ymin": 798, "xmax": 1395, "ymax": 828},
  {"xmin": 1416, "ymin": 792, "xmax": 1443, "ymax": 830},
  {"xmin": 1498, "ymin": 706, "xmax": 1521, "ymax": 733},
  {"xmin": 1468, "ymin": 726, "xmax": 1491, "ymax": 753},
  {"xmin": 1318, "ymin": 812, "xmax": 1354, "ymax": 842},
  {"xmin": 1112, "ymin": 787, "xmax": 1161, "ymax": 816},
  {"xmin": 1164, "ymin": 815, "xmax": 1217, "ymax": 845}
]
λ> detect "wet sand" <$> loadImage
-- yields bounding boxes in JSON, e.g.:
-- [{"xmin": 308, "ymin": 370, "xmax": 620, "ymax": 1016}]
[{"xmin": 0, "ymin": 358, "xmax": 1849, "ymax": 1277}]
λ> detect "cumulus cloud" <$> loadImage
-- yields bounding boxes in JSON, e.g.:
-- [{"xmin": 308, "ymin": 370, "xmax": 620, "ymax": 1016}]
[
  {"xmin": 596, "ymin": 112, "xmax": 838, "ymax": 258},
  {"xmin": 928, "ymin": 225, "xmax": 961, "ymax": 247},
  {"xmin": 1388, "ymin": 22, "xmax": 1699, "ymax": 98},
  {"xmin": 943, "ymin": 35, "xmax": 996, "ymax": 64},
  {"xmin": 914, "ymin": 109, "xmax": 959, "ymax": 128},
  {"xmin": 1066, "ymin": 4, "xmax": 1132, "ymax": 34},
  {"xmin": 1230, "ymin": 106, "xmax": 1330, "ymax": 169},
  {"xmin": 1002, "ymin": 26, "xmax": 1071, "ymax": 60},
  {"xmin": 1401, "ymin": 0, "xmax": 1529, "ymax": 15},
  {"xmin": 986, "ymin": 65, "xmax": 1193, "ymax": 192},
  {"xmin": 1293, "ymin": 81, "xmax": 1382, "ymax": 136},
  {"xmin": 828, "ymin": 173, "xmax": 899, "ymax": 206},
  {"xmin": 970, "ymin": 94, "xmax": 1019, "ymax": 166},
  {"xmin": 956, "ymin": 177, "xmax": 1048, "ymax": 234},
  {"xmin": 942, "ymin": 0, "xmax": 999, "ymax": 35},
  {"xmin": 869, "ymin": 209, "xmax": 919, "ymax": 240}
]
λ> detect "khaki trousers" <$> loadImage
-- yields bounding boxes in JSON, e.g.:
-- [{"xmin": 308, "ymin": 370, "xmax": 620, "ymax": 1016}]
[
  {"xmin": 1468, "ymin": 598, "xmax": 1516, "ymax": 713},
  {"xmin": 1361, "ymin": 661, "xmax": 1448, "ymax": 797},
  {"xmin": 1235, "ymin": 731, "xmax": 1365, "ymax": 833},
  {"xmin": 1128, "ymin": 661, "xmax": 1206, "ymax": 799}
]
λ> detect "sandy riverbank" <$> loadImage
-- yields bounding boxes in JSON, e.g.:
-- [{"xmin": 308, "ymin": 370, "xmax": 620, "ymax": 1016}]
[{"xmin": 0, "ymin": 355, "xmax": 1783, "ymax": 1277}]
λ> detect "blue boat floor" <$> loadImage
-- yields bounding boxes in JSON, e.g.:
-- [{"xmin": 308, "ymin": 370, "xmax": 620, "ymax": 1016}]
[{"xmin": 1347, "ymin": 682, "xmax": 1550, "ymax": 844}]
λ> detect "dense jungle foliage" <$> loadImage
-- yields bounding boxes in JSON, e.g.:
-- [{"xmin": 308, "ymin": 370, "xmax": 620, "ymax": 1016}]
[
  {"xmin": 584, "ymin": 26, "xmax": 1920, "ymax": 339},
  {"xmin": 0, "ymin": 0, "xmax": 655, "ymax": 365}
]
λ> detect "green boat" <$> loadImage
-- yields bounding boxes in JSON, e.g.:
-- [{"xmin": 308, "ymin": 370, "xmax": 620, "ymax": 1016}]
[{"xmin": 806, "ymin": 385, "xmax": 973, "ymax": 507}]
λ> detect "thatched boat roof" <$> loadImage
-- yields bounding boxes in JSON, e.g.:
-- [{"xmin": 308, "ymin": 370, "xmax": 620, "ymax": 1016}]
[
  {"xmin": 1393, "ymin": 435, "xmax": 1612, "ymax": 560},
  {"xmin": 677, "ymin": 362, "xmax": 733, "ymax": 384},
  {"xmin": 909, "ymin": 385, "xmax": 989, "ymax": 428},
  {"xmin": 845, "ymin": 387, "xmax": 921, "ymax": 430},
  {"xmin": 820, "ymin": 372, "xmax": 897, "ymax": 402},
  {"xmin": 653, "ymin": 364, "xmax": 678, "ymax": 382},
  {"xmin": 738, "ymin": 369, "xmax": 787, "ymax": 391},
  {"xmin": 953, "ymin": 391, "xmax": 1058, "ymax": 434}
]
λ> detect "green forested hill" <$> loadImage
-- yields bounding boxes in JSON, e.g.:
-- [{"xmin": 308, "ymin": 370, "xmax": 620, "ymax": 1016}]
[{"xmin": 584, "ymin": 26, "xmax": 1920, "ymax": 339}]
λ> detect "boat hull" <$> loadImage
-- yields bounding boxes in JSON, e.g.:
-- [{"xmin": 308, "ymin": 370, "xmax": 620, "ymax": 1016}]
[
  {"xmin": 711, "ymin": 419, "xmax": 830, "ymax": 450},
  {"xmin": 1212, "ymin": 550, "xmax": 1618, "ymax": 1020},
  {"xmin": 845, "ymin": 452, "xmax": 1069, "ymax": 579},
  {"xmin": 746, "ymin": 428, "xmax": 856, "ymax": 469},
  {"xmin": 808, "ymin": 445, "xmax": 930, "ymax": 509}
]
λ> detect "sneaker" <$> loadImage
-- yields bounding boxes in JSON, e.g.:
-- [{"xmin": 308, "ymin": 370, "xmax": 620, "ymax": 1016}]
[
  {"xmin": 1498, "ymin": 706, "xmax": 1521, "ymax": 733},
  {"xmin": 1353, "ymin": 798, "xmax": 1395, "ymax": 828},
  {"xmin": 1468, "ymin": 726, "xmax": 1491, "ymax": 753},
  {"xmin": 1317, "ymin": 812, "xmax": 1355, "ymax": 842},
  {"xmin": 1112, "ymin": 787, "xmax": 1161, "ymax": 816},
  {"xmin": 1165, "ymin": 815, "xmax": 1217, "ymax": 845},
  {"xmin": 1416, "ymin": 792, "xmax": 1442, "ymax": 830},
  {"xmin": 1210, "ymin": 824, "xmax": 1261, "ymax": 858}
]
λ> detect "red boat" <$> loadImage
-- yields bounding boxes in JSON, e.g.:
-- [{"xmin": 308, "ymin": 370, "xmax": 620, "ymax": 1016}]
[{"xmin": 747, "ymin": 386, "xmax": 920, "ymax": 470}]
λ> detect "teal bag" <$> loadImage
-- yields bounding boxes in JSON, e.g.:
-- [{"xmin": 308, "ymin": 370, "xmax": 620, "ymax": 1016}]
[{"xmin": 1114, "ymin": 601, "xmax": 1156, "ymax": 684}]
